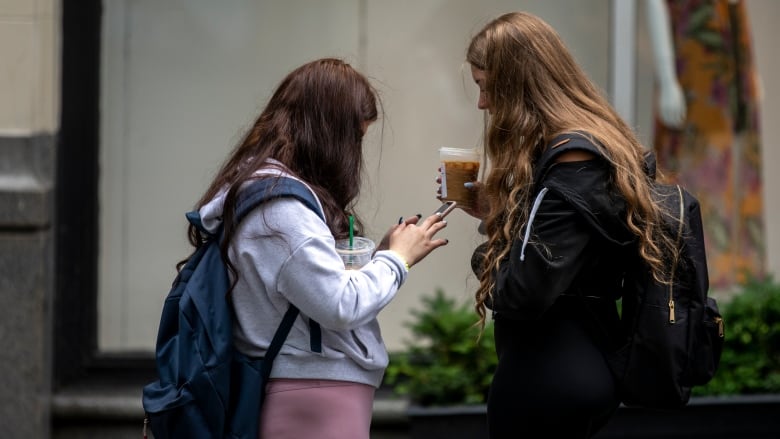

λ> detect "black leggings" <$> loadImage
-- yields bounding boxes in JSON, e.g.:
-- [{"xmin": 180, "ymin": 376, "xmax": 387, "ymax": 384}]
[{"xmin": 487, "ymin": 313, "xmax": 619, "ymax": 438}]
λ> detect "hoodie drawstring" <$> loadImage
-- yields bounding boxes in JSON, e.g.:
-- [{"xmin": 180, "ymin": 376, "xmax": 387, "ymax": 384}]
[{"xmin": 519, "ymin": 187, "xmax": 549, "ymax": 261}]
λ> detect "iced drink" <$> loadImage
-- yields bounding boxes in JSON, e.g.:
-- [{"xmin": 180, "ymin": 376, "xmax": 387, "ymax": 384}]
[
  {"xmin": 439, "ymin": 147, "xmax": 480, "ymax": 210},
  {"xmin": 335, "ymin": 237, "xmax": 375, "ymax": 270}
]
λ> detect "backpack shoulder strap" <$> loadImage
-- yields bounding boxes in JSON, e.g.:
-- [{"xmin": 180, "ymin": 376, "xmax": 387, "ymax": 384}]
[
  {"xmin": 259, "ymin": 304, "xmax": 301, "ymax": 377},
  {"xmin": 533, "ymin": 132, "xmax": 604, "ymax": 188},
  {"xmin": 236, "ymin": 177, "xmax": 324, "ymax": 224},
  {"xmin": 517, "ymin": 133, "xmax": 608, "ymax": 262},
  {"xmin": 233, "ymin": 176, "xmax": 324, "ymax": 354}
]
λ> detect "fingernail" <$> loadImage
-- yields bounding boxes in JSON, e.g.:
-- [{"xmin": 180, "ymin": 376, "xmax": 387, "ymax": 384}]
[
  {"xmin": 398, "ymin": 216, "xmax": 403, "ymax": 224},
  {"xmin": 416, "ymin": 214, "xmax": 422, "ymax": 219},
  {"xmin": 445, "ymin": 239, "xmax": 449, "ymax": 244},
  {"xmin": 464, "ymin": 182, "xmax": 475, "ymax": 189}
]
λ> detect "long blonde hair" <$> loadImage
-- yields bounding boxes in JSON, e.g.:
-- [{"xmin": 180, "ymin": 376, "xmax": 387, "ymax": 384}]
[{"xmin": 467, "ymin": 12, "xmax": 675, "ymax": 326}]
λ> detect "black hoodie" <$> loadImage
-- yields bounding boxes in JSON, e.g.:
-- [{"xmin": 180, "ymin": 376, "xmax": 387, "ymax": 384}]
[{"xmin": 488, "ymin": 134, "xmax": 637, "ymax": 322}]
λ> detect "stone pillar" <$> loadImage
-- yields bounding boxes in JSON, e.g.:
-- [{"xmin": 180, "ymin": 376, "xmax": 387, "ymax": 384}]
[{"xmin": 0, "ymin": 1, "xmax": 59, "ymax": 437}]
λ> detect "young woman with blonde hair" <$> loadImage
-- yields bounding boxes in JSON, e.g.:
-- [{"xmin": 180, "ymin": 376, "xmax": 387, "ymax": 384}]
[{"xmin": 460, "ymin": 12, "xmax": 677, "ymax": 437}]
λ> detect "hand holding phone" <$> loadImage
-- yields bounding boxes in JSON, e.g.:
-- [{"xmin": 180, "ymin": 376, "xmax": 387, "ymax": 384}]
[{"xmin": 433, "ymin": 201, "xmax": 457, "ymax": 219}]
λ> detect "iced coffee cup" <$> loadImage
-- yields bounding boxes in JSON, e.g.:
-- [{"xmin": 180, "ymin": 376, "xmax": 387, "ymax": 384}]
[
  {"xmin": 335, "ymin": 237, "xmax": 376, "ymax": 270},
  {"xmin": 439, "ymin": 147, "xmax": 480, "ymax": 210}
]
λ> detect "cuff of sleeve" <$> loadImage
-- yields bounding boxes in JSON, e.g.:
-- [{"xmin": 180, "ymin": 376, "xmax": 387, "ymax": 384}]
[
  {"xmin": 374, "ymin": 250, "xmax": 409, "ymax": 286},
  {"xmin": 385, "ymin": 250, "xmax": 410, "ymax": 271}
]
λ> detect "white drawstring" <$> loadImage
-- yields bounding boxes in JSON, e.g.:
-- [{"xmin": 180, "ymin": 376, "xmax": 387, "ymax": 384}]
[{"xmin": 520, "ymin": 187, "xmax": 549, "ymax": 261}]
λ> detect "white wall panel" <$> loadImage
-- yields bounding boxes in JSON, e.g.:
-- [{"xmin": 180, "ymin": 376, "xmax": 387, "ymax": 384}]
[
  {"xmin": 99, "ymin": 0, "xmax": 361, "ymax": 350},
  {"xmin": 99, "ymin": 0, "xmax": 625, "ymax": 351},
  {"xmin": 362, "ymin": 0, "xmax": 609, "ymax": 349}
]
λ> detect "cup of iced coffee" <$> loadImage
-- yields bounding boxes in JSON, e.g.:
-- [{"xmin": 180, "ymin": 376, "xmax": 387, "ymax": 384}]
[
  {"xmin": 335, "ymin": 237, "xmax": 376, "ymax": 270},
  {"xmin": 439, "ymin": 147, "xmax": 480, "ymax": 210}
]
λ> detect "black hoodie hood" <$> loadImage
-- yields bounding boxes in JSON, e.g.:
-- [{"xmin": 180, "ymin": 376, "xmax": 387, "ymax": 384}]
[{"xmin": 539, "ymin": 154, "xmax": 635, "ymax": 248}]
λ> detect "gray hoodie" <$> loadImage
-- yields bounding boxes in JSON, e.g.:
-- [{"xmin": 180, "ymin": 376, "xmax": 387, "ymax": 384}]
[{"xmin": 199, "ymin": 165, "xmax": 408, "ymax": 388}]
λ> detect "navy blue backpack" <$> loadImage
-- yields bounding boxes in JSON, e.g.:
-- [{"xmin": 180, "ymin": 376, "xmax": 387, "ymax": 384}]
[{"xmin": 142, "ymin": 177, "xmax": 323, "ymax": 439}]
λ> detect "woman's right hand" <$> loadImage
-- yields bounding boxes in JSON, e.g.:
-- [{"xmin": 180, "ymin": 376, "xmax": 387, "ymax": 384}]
[
  {"xmin": 386, "ymin": 214, "xmax": 449, "ymax": 267},
  {"xmin": 435, "ymin": 172, "xmax": 488, "ymax": 220}
]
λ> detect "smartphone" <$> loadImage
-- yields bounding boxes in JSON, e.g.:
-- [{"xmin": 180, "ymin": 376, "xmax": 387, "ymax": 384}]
[{"xmin": 433, "ymin": 201, "xmax": 457, "ymax": 219}]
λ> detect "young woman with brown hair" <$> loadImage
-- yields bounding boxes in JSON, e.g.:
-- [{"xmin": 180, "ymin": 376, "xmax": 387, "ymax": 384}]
[{"xmin": 191, "ymin": 58, "xmax": 448, "ymax": 438}]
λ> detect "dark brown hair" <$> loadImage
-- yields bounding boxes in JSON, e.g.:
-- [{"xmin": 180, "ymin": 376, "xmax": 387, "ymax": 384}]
[{"xmin": 182, "ymin": 58, "xmax": 379, "ymax": 282}]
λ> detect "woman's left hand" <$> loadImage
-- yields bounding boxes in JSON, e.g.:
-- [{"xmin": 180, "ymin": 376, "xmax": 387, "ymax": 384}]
[
  {"xmin": 386, "ymin": 213, "xmax": 449, "ymax": 267},
  {"xmin": 377, "ymin": 215, "xmax": 421, "ymax": 252}
]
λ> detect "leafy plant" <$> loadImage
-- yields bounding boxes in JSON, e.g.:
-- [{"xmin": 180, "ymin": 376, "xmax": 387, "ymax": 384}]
[
  {"xmin": 384, "ymin": 290, "xmax": 496, "ymax": 406},
  {"xmin": 694, "ymin": 277, "xmax": 780, "ymax": 396}
]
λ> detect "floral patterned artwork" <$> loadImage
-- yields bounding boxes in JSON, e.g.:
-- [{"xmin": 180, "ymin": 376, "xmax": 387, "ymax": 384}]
[{"xmin": 653, "ymin": 0, "xmax": 764, "ymax": 290}]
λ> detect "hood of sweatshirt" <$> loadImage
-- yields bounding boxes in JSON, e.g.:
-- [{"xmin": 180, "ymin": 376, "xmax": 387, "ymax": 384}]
[{"xmin": 198, "ymin": 163, "xmax": 322, "ymax": 235}]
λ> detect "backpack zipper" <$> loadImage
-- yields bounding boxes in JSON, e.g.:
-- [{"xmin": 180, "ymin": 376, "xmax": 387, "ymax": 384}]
[{"xmin": 668, "ymin": 185, "xmax": 686, "ymax": 324}]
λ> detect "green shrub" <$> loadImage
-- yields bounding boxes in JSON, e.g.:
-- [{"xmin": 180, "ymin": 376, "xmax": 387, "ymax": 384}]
[
  {"xmin": 384, "ymin": 290, "xmax": 496, "ymax": 406},
  {"xmin": 694, "ymin": 277, "xmax": 780, "ymax": 396},
  {"xmin": 384, "ymin": 279, "xmax": 780, "ymax": 404}
]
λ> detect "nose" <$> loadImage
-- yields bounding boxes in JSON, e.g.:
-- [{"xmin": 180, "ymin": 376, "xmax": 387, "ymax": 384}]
[{"xmin": 477, "ymin": 92, "xmax": 488, "ymax": 110}]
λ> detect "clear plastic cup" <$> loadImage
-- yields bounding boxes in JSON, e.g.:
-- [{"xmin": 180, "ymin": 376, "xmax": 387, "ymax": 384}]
[{"xmin": 335, "ymin": 237, "xmax": 376, "ymax": 270}]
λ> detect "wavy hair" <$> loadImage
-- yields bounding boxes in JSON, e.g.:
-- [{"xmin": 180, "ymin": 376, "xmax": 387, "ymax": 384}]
[
  {"xmin": 466, "ymin": 12, "xmax": 677, "ymax": 326},
  {"xmin": 182, "ymin": 58, "xmax": 379, "ymax": 286}
]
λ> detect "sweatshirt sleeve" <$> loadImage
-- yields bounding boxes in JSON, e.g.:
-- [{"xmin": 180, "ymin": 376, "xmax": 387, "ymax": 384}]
[
  {"xmin": 493, "ymin": 191, "xmax": 593, "ymax": 320},
  {"xmin": 235, "ymin": 197, "xmax": 407, "ymax": 331},
  {"xmin": 275, "ymin": 238, "xmax": 408, "ymax": 331}
]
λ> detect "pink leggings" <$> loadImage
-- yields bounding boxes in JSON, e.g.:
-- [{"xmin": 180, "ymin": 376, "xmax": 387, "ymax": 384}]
[{"xmin": 259, "ymin": 379, "xmax": 375, "ymax": 439}]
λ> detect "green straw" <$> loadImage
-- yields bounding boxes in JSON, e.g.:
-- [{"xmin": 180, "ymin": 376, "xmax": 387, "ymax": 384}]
[{"xmin": 349, "ymin": 215, "xmax": 354, "ymax": 248}]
